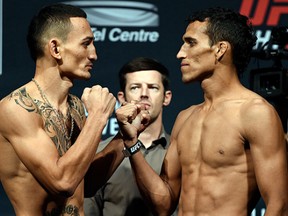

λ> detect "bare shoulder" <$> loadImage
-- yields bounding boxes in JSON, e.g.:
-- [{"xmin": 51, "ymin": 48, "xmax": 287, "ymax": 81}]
[
  {"xmin": 240, "ymin": 95, "xmax": 278, "ymax": 121},
  {"xmin": 171, "ymin": 104, "xmax": 199, "ymax": 136},
  {"xmin": 0, "ymin": 87, "xmax": 41, "ymax": 135},
  {"xmin": 239, "ymin": 94, "xmax": 283, "ymax": 138},
  {"xmin": 177, "ymin": 104, "xmax": 198, "ymax": 120},
  {"xmin": 0, "ymin": 87, "xmax": 38, "ymax": 116}
]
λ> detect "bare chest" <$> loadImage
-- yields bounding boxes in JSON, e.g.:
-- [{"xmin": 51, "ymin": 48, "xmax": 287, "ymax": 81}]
[{"xmin": 177, "ymin": 105, "xmax": 248, "ymax": 169}]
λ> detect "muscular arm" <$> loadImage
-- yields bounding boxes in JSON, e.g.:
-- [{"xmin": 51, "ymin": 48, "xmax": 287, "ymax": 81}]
[
  {"xmin": 243, "ymin": 98, "xmax": 288, "ymax": 216},
  {"xmin": 129, "ymin": 138, "xmax": 181, "ymax": 215},
  {"xmin": 84, "ymin": 100, "xmax": 151, "ymax": 197},
  {"xmin": 126, "ymin": 108, "xmax": 191, "ymax": 215},
  {"xmin": 0, "ymin": 86, "xmax": 116, "ymax": 197}
]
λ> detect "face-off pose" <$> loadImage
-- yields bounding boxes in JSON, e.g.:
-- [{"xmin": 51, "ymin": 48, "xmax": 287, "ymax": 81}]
[
  {"xmin": 121, "ymin": 7, "xmax": 288, "ymax": 216},
  {"xmin": 84, "ymin": 57, "xmax": 178, "ymax": 216},
  {"xmin": 0, "ymin": 3, "xmax": 149, "ymax": 216}
]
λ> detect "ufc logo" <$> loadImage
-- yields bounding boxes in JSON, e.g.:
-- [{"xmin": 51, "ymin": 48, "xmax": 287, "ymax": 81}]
[{"xmin": 240, "ymin": 0, "xmax": 288, "ymax": 26}]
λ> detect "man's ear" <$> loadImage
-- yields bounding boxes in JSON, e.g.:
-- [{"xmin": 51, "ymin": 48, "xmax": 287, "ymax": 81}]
[
  {"xmin": 49, "ymin": 39, "xmax": 61, "ymax": 59},
  {"xmin": 117, "ymin": 91, "xmax": 126, "ymax": 104},
  {"xmin": 215, "ymin": 41, "xmax": 228, "ymax": 61},
  {"xmin": 163, "ymin": 90, "xmax": 172, "ymax": 106}
]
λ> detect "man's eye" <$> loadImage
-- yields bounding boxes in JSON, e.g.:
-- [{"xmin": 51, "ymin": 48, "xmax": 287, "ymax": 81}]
[
  {"xmin": 83, "ymin": 40, "xmax": 93, "ymax": 47},
  {"xmin": 150, "ymin": 86, "xmax": 159, "ymax": 90},
  {"xmin": 188, "ymin": 40, "xmax": 195, "ymax": 46},
  {"xmin": 185, "ymin": 39, "xmax": 196, "ymax": 46},
  {"xmin": 130, "ymin": 86, "xmax": 139, "ymax": 91},
  {"xmin": 83, "ymin": 42, "xmax": 90, "ymax": 47}
]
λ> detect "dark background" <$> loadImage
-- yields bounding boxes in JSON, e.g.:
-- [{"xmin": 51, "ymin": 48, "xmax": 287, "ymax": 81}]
[{"xmin": 1, "ymin": 0, "xmax": 288, "ymax": 215}]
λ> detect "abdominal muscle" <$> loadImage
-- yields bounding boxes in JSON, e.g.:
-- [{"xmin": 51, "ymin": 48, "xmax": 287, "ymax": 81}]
[
  {"xmin": 178, "ymin": 164, "xmax": 258, "ymax": 216},
  {"xmin": 175, "ymin": 104, "xmax": 259, "ymax": 216}
]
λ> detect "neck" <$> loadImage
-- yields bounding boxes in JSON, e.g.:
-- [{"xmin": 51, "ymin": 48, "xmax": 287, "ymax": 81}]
[
  {"xmin": 32, "ymin": 75, "xmax": 71, "ymax": 110},
  {"xmin": 201, "ymin": 69, "xmax": 242, "ymax": 103},
  {"xmin": 31, "ymin": 78, "xmax": 75, "ymax": 142}
]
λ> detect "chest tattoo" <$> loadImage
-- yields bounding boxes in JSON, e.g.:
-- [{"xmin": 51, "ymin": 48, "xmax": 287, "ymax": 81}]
[{"xmin": 12, "ymin": 87, "xmax": 83, "ymax": 156}]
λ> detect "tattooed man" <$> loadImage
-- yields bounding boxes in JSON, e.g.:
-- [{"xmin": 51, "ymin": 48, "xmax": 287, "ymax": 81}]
[{"xmin": 0, "ymin": 3, "xmax": 149, "ymax": 216}]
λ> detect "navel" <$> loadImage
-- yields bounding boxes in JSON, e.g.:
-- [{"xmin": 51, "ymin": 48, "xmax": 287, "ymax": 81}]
[{"xmin": 218, "ymin": 149, "xmax": 225, "ymax": 155}]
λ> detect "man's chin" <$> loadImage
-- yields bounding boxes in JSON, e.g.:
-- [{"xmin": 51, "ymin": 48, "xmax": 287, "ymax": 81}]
[
  {"xmin": 182, "ymin": 77, "xmax": 191, "ymax": 83},
  {"xmin": 79, "ymin": 72, "xmax": 92, "ymax": 80}
]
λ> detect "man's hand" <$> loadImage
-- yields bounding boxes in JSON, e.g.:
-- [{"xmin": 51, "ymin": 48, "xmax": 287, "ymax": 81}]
[
  {"xmin": 116, "ymin": 100, "xmax": 150, "ymax": 142},
  {"xmin": 81, "ymin": 85, "xmax": 116, "ymax": 120}
]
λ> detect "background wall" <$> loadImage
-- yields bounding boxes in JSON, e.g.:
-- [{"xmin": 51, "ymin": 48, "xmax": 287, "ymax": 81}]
[{"xmin": 1, "ymin": 0, "xmax": 288, "ymax": 215}]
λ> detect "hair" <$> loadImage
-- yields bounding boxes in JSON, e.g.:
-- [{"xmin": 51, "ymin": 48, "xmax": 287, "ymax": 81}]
[
  {"xmin": 118, "ymin": 57, "xmax": 170, "ymax": 92},
  {"xmin": 187, "ymin": 7, "xmax": 257, "ymax": 75},
  {"xmin": 26, "ymin": 3, "xmax": 87, "ymax": 62}
]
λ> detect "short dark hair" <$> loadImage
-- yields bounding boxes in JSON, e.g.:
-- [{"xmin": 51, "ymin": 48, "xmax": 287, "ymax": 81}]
[
  {"xmin": 26, "ymin": 3, "xmax": 87, "ymax": 62},
  {"xmin": 118, "ymin": 57, "xmax": 170, "ymax": 92},
  {"xmin": 187, "ymin": 7, "xmax": 257, "ymax": 75}
]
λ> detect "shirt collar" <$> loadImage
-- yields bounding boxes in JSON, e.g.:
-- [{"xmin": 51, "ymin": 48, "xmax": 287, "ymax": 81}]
[{"xmin": 151, "ymin": 126, "xmax": 170, "ymax": 148}]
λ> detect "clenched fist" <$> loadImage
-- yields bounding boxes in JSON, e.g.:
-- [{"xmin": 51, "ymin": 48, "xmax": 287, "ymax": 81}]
[
  {"xmin": 81, "ymin": 85, "xmax": 116, "ymax": 121},
  {"xmin": 116, "ymin": 100, "xmax": 150, "ymax": 142}
]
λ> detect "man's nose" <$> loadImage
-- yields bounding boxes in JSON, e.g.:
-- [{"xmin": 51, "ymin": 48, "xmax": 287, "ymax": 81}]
[
  {"xmin": 89, "ymin": 44, "xmax": 97, "ymax": 61},
  {"xmin": 140, "ymin": 86, "xmax": 149, "ymax": 98},
  {"xmin": 176, "ymin": 45, "xmax": 186, "ymax": 59}
]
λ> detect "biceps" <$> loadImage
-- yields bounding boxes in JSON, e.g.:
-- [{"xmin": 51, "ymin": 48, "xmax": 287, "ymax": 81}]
[{"xmin": 10, "ymin": 127, "xmax": 60, "ymax": 174}]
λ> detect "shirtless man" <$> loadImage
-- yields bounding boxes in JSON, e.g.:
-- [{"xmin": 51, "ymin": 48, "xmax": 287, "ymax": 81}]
[
  {"xmin": 0, "ymin": 3, "xmax": 148, "ymax": 215},
  {"xmin": 123, "ymin": 7, "xmax": 288, "ymax": 216}
]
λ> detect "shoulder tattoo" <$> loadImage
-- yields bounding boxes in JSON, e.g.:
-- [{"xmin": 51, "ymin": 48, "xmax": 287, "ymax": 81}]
[{"xmin": 11, "ymin": 87, "xmax": 41, "ymax": 114}]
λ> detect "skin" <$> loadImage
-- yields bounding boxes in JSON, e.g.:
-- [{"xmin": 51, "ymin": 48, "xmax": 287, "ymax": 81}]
[
  {"xmin": 0, "ymin": 17, "xmax": 148, "ymax": 216},
  {"xmin": 84, "ymin": 70, "xmax": 171, "ymax": 197},
  {"xmin": 83, "ymin": 69, "xmax": 173, "ymax": 215},
  {"xmin": 125, "ymin": 21, "xmax": 288, "ymax": 216},
  {"xmin": 117, "ymin": 70, "xmax": 172, "ymax": 148}
]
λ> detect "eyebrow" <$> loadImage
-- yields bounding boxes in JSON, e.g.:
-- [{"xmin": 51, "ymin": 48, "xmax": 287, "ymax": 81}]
[
  {"xmin": 130, "ymin": 82, "xmax": 160, "ymax": 86},
  {"xmin": 183, "ymin": 36, "xmax": 197, "ymax": 43},
  {"xmin": 82, "ymin": 36, "xmax": 95, "ymax": 41}
]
